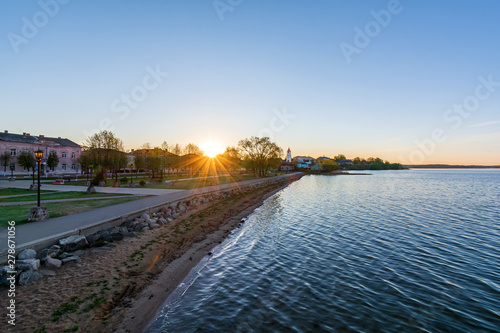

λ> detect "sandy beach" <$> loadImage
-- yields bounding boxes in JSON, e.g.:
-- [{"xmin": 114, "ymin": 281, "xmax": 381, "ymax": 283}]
[{"xmin": 0, "ymin": 180, "xmax": 295, "ymax": 333}]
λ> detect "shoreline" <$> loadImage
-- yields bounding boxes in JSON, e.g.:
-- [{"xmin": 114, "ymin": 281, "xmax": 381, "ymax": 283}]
[
  {"xmin": 0, "ymin": 178, "xmax": 299, "ymax": 332},
  {"xmin": 125, "ymin": 182, "xmax": 289, "ymax": 333}
]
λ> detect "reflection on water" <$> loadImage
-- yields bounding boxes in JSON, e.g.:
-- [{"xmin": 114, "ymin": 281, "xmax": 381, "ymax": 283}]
[{"xmin": 146, "ymin": 170, "xmax": 500, "ymax": 333}]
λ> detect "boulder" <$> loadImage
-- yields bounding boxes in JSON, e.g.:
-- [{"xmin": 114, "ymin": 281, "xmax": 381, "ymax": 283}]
[
  {"xmin": 72, "ymin": 250, "xmax": 86, "ymax": 257},
  {"xmin": 45, "ymin": 258, "xmax": 62, "ymax": 269},
  {"xmin": 124, "ymin": 220, "xmax": 133, "ymax": 228},
  {"xmin": 61, "ymin": 256, "xmax": 81, "ymax": 265},
  {"xmin": 17, "ymin": 249, "xmax": 37, "ymax": 260},
  {"xmin": 18, "ymin": 271, "xmax": 43, "ymax": 285},
  {"xmin": 16, "ymin": 259, "xmax": 40, "ymax": 271},
  {"xmin": 119, "ymin": 227, "xmax": 129, "ymax": 235},
  {"xmin": 86, "ymin": 185, "xmax": 96, "ymax": 194},
  {"xmin": 58, "ymin": 235, "xmax": 88, "ymax": 252},
  {"xmin": 140, "ymin": 213, "xmax": 150, "ymax": 220},
  {"xmin": 149, "ymin": 223, "xmax": 159, "ymax": 229},
  {"xmin": 98, "ymin": 230, "xmax": 112, "ymax": 242},
  {"xmin": 36, "ymin": 247, "xmax": 60, "ymax": 262},
  {"xmin": 87, "ymin": 233, "xmax": 101, "ymax": 246},
  {"xmin": 111, "ymin": 231, "xmax": 123, "ymax": 241},
  {"xmin": 0, "ymin": 266, "xmax": 12, "ymax": 286},
  {"xmin": 158, "ymin": 217, "xmax": 167, "ymax": 225},
  {"xmin": 127, "ymin": 232, "xmax": 137, "ymax": 237}
]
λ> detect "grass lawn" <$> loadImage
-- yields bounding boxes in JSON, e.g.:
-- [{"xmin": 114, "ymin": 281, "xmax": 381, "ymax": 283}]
[
  {"xmin": 141, "ymin": 174, "xmax": 258, "ymax": 189},
  {"xmin": 0, "ymin": 188, "xmax": 54, "ymax": 196},
  {"xmin": 0, "ymin": 196, "xmax": 144, "ymax": 228},
  {"xmin": 0, "ymin": 191, "xmax": 130, "ymax": 203}
]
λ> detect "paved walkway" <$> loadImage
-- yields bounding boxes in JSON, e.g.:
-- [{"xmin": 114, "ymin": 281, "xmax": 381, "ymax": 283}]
[
  {"xmin": 0, "ymin": 173, "xmax": 301, "ymax": 259},
  {"xmin": 0, "ymin": 180, "xmax": 185, "ymax": 196}
]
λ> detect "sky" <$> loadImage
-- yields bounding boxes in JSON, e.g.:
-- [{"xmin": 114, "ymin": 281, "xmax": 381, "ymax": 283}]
[{"xmin": 1, "ymin": 0, "xmax": 499, "ymax": 165}]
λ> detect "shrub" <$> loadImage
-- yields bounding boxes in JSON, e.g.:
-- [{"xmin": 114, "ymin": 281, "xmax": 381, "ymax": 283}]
[
  {"xmin": 91, "ymin": 172, "xmax": 105, "ymax": 186},
  {"xmin": 139, "ymin": 180, "xmax": 146, "ymax": 187},
  {"xmin": 120, "ymin": 176, "xmax": 128, "ymax": 184}
]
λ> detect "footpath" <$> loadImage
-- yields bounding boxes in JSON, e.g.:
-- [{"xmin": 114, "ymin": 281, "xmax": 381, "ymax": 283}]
[{"xmin": 0, "ymin": 173, "xmax": 301, "ymax": 263}]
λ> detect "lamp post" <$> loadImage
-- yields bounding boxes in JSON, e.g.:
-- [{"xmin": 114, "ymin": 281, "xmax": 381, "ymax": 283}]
[
  {"xmin": 9, "ymin": 165, "xmax": 14, "ymax": 180},
  {"xmin": 130, "ymin": 164, "xmax": 134, "ymax": 183},
  {"xmin": 27, "ymin": 150, "xmax": 48, "ymax": 222},
  {"xmin": 35, "ymin": 150, "xmax": 43, "ymax": 207}
]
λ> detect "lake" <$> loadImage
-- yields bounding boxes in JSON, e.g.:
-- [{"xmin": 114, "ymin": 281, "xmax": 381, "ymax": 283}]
[{"xmin": 146, "ymin": 170, "xmax": 500, "ymax": 332}]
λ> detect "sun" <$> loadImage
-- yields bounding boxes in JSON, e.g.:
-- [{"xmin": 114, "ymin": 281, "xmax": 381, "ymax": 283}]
[{"xmin": 201, "ymin": 141, "xmax": 224, "ymax": 158}]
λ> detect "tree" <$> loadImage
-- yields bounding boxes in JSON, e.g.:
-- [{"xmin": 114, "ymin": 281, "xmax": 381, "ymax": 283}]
[
  {"xmin": 141, "ymin": 142, "xmax": 151, "ymax": 149},
  {"xmin": 47, "ymin": 151, "xmax": 60, "ymax": 172},
  {"xmin": 334, "ymin": 154, "xmax": 347, "ymax": 161},
  {"xmin": 83, "ymin": 130, "xmax": 125, "ymax": 181},
  {"xmin": 161, "ymin": 141, "xmax": 170, "ymax": 152},
  {"xmin": 321, "ymin": 159, "xmax": 340, "ymax": 172},
  {"xmin": 172, "ymin": 144, "xmax": 182, "ymax": 155},
  {"xmin": 17, "ymin": 150, "xmax": 36, "ymax": 184},
  {"xmin": 238, "ymin": 136, "xmax": 283, "ymax": 177},
  {"xmin": 1, "ymin": 151, "xmax": 10, "ymax": 175},
  {"xmin": 134, "ymin": 155, "xmax": 146, "ymax": 171},
  {"xmin": 184, "ymin": 143, "xmax": 202, "ymax": 155},
  {"xmin": 218, "ymin": 146, "xmax": 241, "ymax": 173}
]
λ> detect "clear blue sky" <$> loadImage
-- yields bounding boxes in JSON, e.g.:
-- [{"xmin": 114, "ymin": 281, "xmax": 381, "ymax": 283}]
[{"xmin": 1, "ymin": 0, "xmax": 499, "ymax": 165}]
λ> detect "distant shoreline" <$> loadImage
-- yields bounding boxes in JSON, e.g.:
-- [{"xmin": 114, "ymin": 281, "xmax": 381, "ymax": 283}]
[{"xmin": 405, "ymin": 165, "xmax": 500, "ymax": 169}]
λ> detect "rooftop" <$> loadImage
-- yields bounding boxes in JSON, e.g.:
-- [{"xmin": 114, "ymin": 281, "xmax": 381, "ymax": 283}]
[{"xmin": 0, "ymin": 130, "xmax": 80, "ymax": 148}]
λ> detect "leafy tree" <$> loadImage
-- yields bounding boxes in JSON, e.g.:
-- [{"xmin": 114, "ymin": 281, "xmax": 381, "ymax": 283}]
[
  {"xmin": 141, "ymin": 142, "xmax": 151, "ymax": 149},
  {"xmin": 1, "ymin": 151, "xmax": 10, "ymax": 174},
  {"xmin": 334, "ymin": 154, "xmax": 347, "ymax": 161},
  {"xmin": 17, "ymin": 150, "xmax": 36, "ymax": 184},
  {"xmin": 218, "ymin": 146, "xmax": 241, "ymax": 173},
  {"xmin": 238, "ymin": 136, "xmax": 283, "ymax": 177},
  {"xmin": 321, "ymin": 159, "xmax": 340, "ymax": 172},
  {"xmin": 134, "ymin": 155, "xmax": 146, "ymax": 171},
  {"xmin": 47, "ymin": 151, "xmax": 60, "ymax": 172}
]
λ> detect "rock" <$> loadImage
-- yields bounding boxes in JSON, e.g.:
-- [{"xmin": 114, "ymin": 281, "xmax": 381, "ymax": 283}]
[
  {"xmin": 105, "ymin": 242, "xmax": 116, "ymax": 247},
  {"xmin": 86, "ymin": 185, "xmax": 96, "ymax": 194},
  {"xmin": 149, "ymin": 223, "xmax": 159, "ymax": 229},
  {"xmin": 127, "ymin": 232, "xmax": 137, "ymax": 237},
  {"xmin": 1, "ymin": 266, "xmax": 12, "ymax": 286},
  {"xmin": 16, "ymin": 259, "xmax": 40, "ymax": 271},
  {"xmin": 133, "ymin": 224, "xmax": 143, "ymax": 232},
  {"xmin": 160, "ymin": 207, "xmax": 168, "ymax": 213},
  {"xmin": 167, "ymin": 217, "xmax": 173, "ymax": 222},
  {"xmin": 61, "ymin": 256, "xmax": 81, "ymax": 265},
  {"xmin": 135, "ymin": 218, "xmax": 145, "ymax": 224},
  {"xmin": 59, "ymin": 252, "xmax": 72, "ymax": 259},
  {"xmin": 58, "ymin": 235, "xmax": 88, "ymax": 252},
  {"xmin": 18, "ymin": 271, "xmax": 43, "ymax": 285},
  {"xmin": 17, "ymin": 249, "xmax": 37, "ymax": 260},
  {"xmin": 143, "ymin": 227, "xmax": 150, "ymax": 231},
  {"xmin": 178, "ymin": 205, "xmax": 186, "ymax": 213},
  {"xmin": 45, "ymin": 258, "xmax": 62, "ymax": 269},
  {"xmin": 158, "ymin": 217, "xmax": 167, "ymax": 225},
  {"xmin": 98, "ymin": 230, "xmax": 112, "ymax": 242},
  {"xmin": 87, "ymin": 233, "xmax": 101, "ymax": 246},
  {"xmin": 72, "ymin": 250, "xmax": 85, "ymax": 257},
  {"xmin": 119, "ymin": 226, "xmax": 129, "ymax": 235},
  {"xmin": 36, "ymin": 247, "xmax": 60, "ymax": 262},
  {"xmin": 39, "ymin": 270, "xmax": 57, "ymax": 276},
  {"xmin": 124, "ymin": 220, "xmax": 133, "ymax": 228},
  {"xmin": 98, "ymin": 180, "xmax": 106, "ymax": 187},
  {"xmin": 27, "ymin": 206, "xmax": 49, "ymax": 222},
  {"xmin": 140, "ymin": 213, "xmax": 150, "ymax": 220},
  {"xmin": 111, "ymin": 232, "xmax": 123, "ymax": 241},
  {"xmin": 112, "ymin": 181, "xmax": 120, "ymax": 187}
]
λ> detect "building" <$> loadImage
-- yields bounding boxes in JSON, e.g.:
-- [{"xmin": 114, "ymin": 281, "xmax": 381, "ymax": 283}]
[
  {"xmin": 293, "ymin": 156, "xmax": 315, "ymax": 170},
  {"xmin": 0, "ymin": 130, "xmax": 81, "ymax": 176},
  {"xmin": 280, "ymin": 148, "xmax": 294, "ymax": 171}
]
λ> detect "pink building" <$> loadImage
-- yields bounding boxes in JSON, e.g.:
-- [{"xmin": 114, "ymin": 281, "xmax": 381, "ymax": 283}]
[{"xmin": 0, "ymin": 130, "xmax": 81, "ymax": 176}]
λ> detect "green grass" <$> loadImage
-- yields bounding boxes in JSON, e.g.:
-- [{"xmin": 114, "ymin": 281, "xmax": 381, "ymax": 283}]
[
  {"xmin": 0, "ymin": 188, "xmax": 53, "ymax": 196},
  {"xmin": 0, "ymin": 196, "xmax": 144, "ymax": 228},
  {"xmin": 0, "ymin": 191, "xmax": 130, "ymax": 203},
  {"xmin": 142, "ymin": 174, "xmax": 258, "ymax": 189}
]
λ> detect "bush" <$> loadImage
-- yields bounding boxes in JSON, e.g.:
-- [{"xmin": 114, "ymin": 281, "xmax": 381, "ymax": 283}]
[
  {"xmin": 139, "ymin": 180, "xmax": 146, "ymax": 187},
  {"xmin": 91, "ymin": 172, "xmax": 105, "ymax": 186},
  {"xmin": 120, "ymin": 177, "xmax": 128, "ymax": 184}
]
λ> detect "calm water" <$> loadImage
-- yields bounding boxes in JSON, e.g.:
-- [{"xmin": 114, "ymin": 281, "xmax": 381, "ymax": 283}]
[{"xmin": 146, "ymin": 170, "xmax": 500, "ymax": 333}]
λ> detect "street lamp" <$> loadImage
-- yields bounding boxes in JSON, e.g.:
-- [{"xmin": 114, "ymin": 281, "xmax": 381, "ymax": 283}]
[
  {"xmin": 35, "ymin": 150, "xmax": 43, "ymax": 207},
  {"xmin": 9, "ymin": 165, "xmax": 14, "ymax": 180}
]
